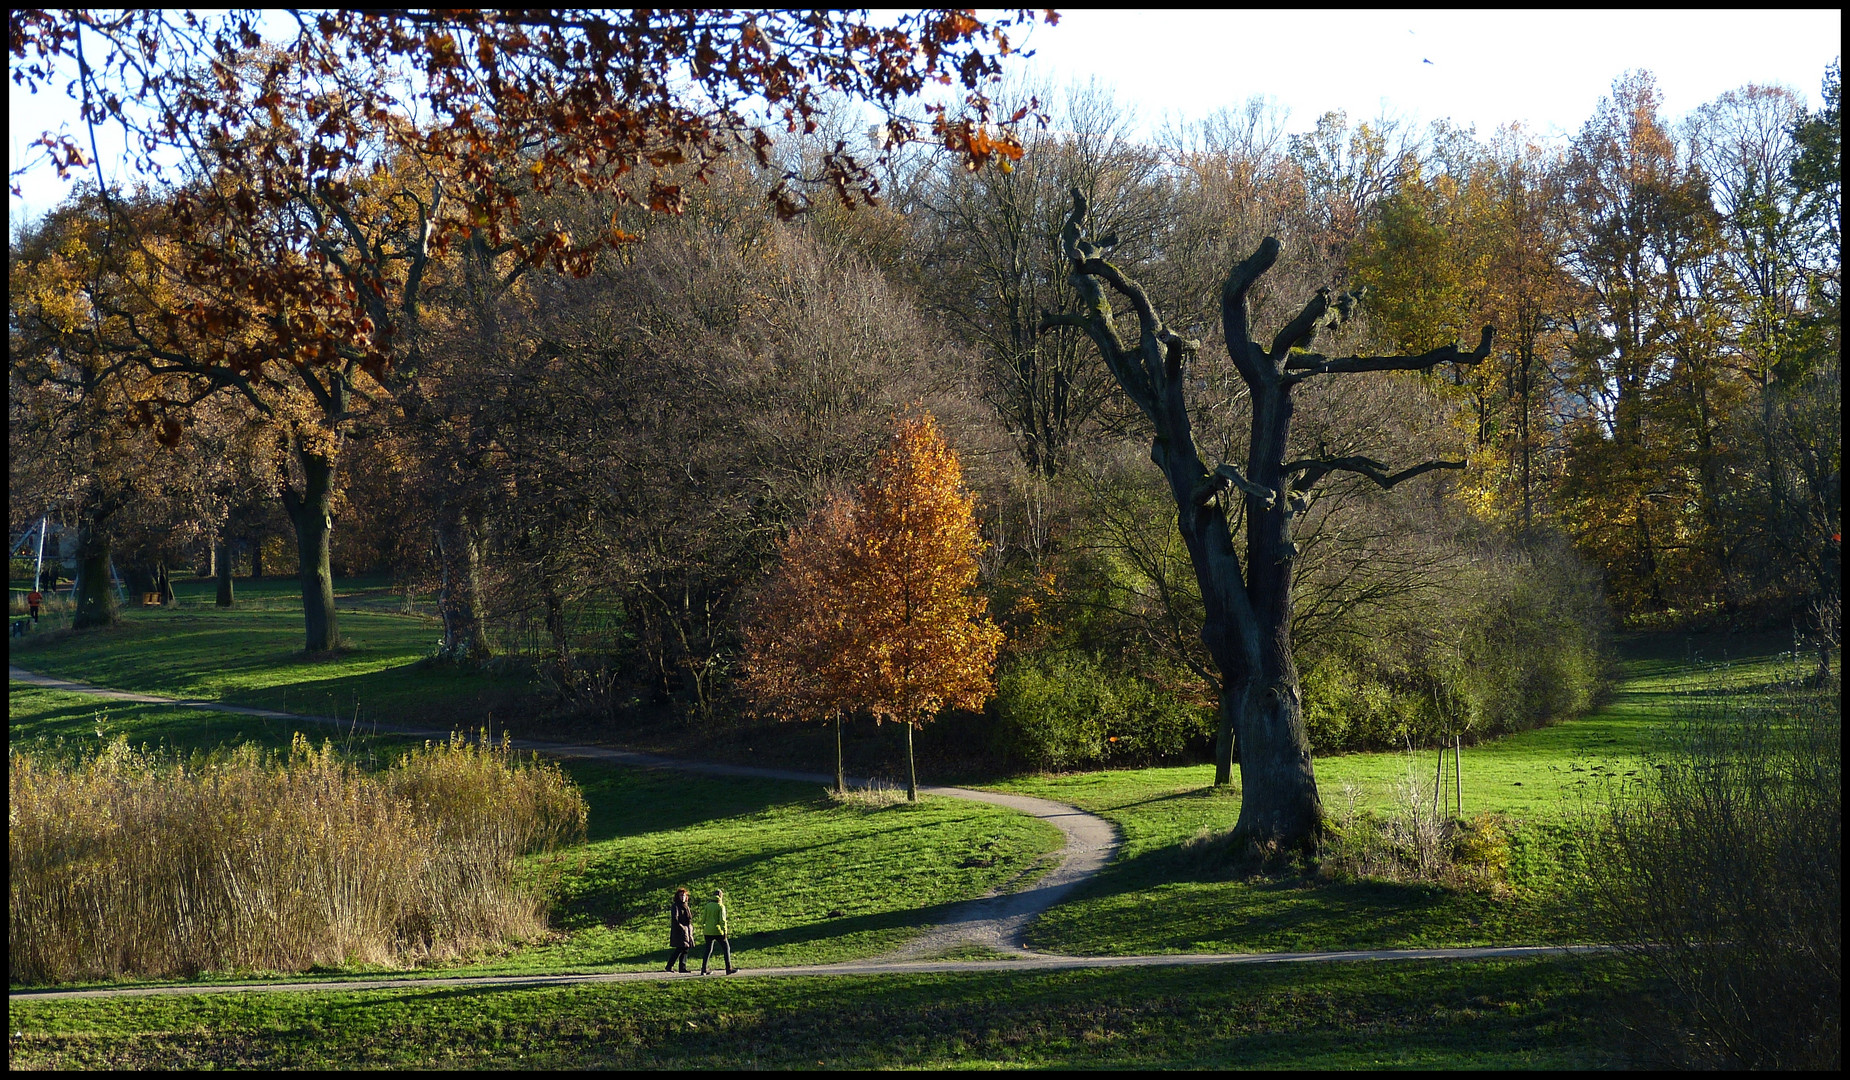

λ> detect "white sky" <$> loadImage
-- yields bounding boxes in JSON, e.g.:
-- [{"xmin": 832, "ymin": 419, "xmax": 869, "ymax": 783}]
[
  {"xmin": 9, "ymin": 8, "xmax": 1841, "ymax": 227},
  {"xmin": 1005, "ymin": 9, "xmax": 1840, "ymax": 139}
]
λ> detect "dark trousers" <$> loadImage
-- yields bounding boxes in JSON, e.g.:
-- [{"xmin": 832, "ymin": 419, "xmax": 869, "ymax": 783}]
[
  {"xmin": 701, "ymin": 934, "xmax": 732, "ymax": 973},
  {"xmin": 665, "ymin": 945, "xmax": 690, "ymax": 971}
]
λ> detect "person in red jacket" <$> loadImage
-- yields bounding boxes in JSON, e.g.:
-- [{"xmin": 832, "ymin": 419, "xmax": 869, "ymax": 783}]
[{"xmin": 26, "ymin": 589, "xmax": 43, "ymax": 624}]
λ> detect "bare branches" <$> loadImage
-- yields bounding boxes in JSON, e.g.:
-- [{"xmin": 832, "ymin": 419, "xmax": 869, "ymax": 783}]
[
  {"xmin": 1221, "ymin": 236, "xmax": 1280, "ymax": 380},
  {"xmin": 1284, "ymin": 326, "xmax": 1495, "ymax": 378},
  {"xmin": 1284, "ymin": 455, "xmax": 1466, "ymax": 494},
  {"xmin": 1191, "ymin": 463, "xmax": 1278, "ymax": 509}
]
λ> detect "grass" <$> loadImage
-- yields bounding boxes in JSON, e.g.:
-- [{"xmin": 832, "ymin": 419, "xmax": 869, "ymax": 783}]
[
  {"xmin": 6, "ymin": 954, "xmax": 1634, "ymax": 1069},
  {"xmin": 983, "ymin": 631, "xmax": 1814, "ymax": 957},
  {"xmin": 8, "ymin": 598, "xmax": 533, "ymax": 731}
]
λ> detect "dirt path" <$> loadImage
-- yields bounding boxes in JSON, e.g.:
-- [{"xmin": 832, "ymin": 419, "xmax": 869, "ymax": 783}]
[
  {"xmin": 8, "ymin": 945, "xmax": 1605, "ymax": 1001},
  {"xmin": 8, "ymin": 664, "xmax": 1604, "ymax": 1003}
]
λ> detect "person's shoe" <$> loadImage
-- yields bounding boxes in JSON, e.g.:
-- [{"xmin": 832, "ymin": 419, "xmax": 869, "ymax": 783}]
[
  {"xmin": 699, "ymin": 970, "xmax": 709, "ymax": 976},
  {"xmin": 678, "ymin": 967, "xmax": 690, "ymax": 973},
  {"xmin": 726, "ymin": 968, "xmax": 738, "ymax": 975}
]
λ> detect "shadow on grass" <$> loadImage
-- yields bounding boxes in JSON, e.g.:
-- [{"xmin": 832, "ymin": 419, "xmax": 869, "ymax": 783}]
[{"xmin": 1019, "ymin": 834, "xmax": 1584, "ymax": 955}]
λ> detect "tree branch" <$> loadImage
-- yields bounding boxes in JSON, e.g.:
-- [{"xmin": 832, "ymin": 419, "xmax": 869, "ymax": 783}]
[
  {"xmin": 1221, "ymin": 236, "xmax": 1279, "ymax": 382},
  {"xmin": 1285, "ymin": 326, "xmax": 1495, "ymax": 377},
  {"xmin": 1191, "ymin": 463, "xmax": 1278, "ymax": 509},
  {"xmin": 1284, "ymin": 455, "xmax": 1466, "ymax": 493}
]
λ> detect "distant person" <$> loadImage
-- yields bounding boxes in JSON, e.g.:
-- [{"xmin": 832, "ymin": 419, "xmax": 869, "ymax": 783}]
[
  {"xmin": 26, "ymin": 588, "xmax": 43, "ymax": 624},
  {"xmin": 665, "ymin": 887, "xmax": 695, "ymax": 973},
  {"xmin": 699, "ymin": 888, "xmax": 738, "ymax": 975}
]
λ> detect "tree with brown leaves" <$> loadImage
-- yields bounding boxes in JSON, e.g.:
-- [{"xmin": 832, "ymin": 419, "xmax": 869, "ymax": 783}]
[
  {"xmin": 747, "ymin": 414, "xmax": 1002, "ymax": 801},
  {"xmin": 9, "ymin": 8, "xmax": 1053, "ymax": 651}
]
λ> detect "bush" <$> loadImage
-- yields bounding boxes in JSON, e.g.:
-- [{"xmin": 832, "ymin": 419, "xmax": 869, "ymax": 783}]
[
  {"xmin": 993, "ymin": 652, "xmax": 1213, "ymax": 771},
  {"xmin": 1577, "ymin": 663, "xmax": 1840, "ymax": 1069},
  {"xmin": 8, "ymin": 731, "xmax": 586, "ymax": 985},
  {"xmin": 1300, "ymin": 536, "xmax": 1608, "ymax": 754}
]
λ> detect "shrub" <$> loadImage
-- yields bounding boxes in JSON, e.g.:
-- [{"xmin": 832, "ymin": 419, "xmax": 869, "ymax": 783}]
[
  {"xmin": 993, "ymin": 652, "xmax": 1213, "ymax": 771},
  {"xmin": 1300, "ymin": 536, "xmax": 1608, "ymax": 754},
  {"xmin": 1577, "ymin": 662, "xmax": 1840, "ymax": 1069},
  {"xmin": 8, "ymin": 731, "xmax": 586, "ymax": 985}
]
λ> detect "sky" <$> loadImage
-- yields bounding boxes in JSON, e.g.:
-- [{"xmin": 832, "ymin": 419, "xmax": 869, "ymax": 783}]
[{"xmin": 9, "ymin": 9, "xmax": 1841, "ymax": 227}]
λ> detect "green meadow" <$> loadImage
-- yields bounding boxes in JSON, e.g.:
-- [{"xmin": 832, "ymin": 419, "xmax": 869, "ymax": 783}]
[
  {"xmin": 7, "ymin": 954, "xmax": 1633, "ymax": 1070},
  {"xmin": 8, "ymin": 583, "xmax": 1818, "ymax": 1067}
]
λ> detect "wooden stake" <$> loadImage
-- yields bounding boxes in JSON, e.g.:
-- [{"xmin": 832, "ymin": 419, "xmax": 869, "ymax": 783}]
[{"xmin": 1454, "ymin": 735, "xmax": 1463, "ymax": 818}]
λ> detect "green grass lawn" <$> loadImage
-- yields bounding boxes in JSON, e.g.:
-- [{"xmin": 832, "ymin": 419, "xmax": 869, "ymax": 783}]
[
  {"xmin": 984, "ymin": 630, "xmax": 1814, "ymax": 957},
  {"xmin": 8, "ymin": 597, "xmax": 533, "ymax": 731},
  {"xmin": 6, "ymin": 954, "xmax": 1635, "ymax": 1070},
  {"xmin": 8, "ymin": 597, "xmax": 1813, "ymax": 975}
]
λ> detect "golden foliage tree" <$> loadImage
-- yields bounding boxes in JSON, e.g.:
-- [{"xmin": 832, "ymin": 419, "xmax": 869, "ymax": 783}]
[{"xmin": 745, "ymin": 414, "xmax": 1002, "ymax": 801}]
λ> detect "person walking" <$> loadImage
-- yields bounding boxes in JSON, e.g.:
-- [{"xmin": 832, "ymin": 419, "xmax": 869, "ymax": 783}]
[
  {"xmin": 664, "ymin": 887, "xmax": 695, "ymax": 973},
  {"xmin": 26, "ymin": 588, "xmax": 43, "ymax": 625},
  {"xmin": 699, "ymin": 888, "xmax": 737, "ymax": 975}
]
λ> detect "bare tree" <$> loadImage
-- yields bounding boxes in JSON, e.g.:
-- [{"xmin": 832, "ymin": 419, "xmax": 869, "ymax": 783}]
[{"xmin": 1047, "ymin": 189, "xmax": 1492, "ymax": 847}]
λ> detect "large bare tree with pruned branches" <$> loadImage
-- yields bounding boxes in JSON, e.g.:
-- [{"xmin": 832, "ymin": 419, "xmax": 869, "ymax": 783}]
[{"xmin": 1046, "ymin": 188, "xmax": 1493, "ymax": 848}]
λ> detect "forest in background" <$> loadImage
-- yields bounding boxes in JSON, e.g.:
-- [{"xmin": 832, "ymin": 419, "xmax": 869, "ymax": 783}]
[{"xmin": 10, "ymin": 53, "xmax": 1840, "ymax": 770}]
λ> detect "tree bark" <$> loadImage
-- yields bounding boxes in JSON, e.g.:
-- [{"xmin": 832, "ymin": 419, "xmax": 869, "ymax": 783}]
[
  {"xmin": 215, "ymin": 535, "xmax": 234, "ymax": 607},
  {"xmin": 836, "ymin": 713, "xmax": 846, "ymax": 795},
  {"xmin": 250, "ymin": 535, "xmax": 265, "ymax": 579},
  {"xmin": 282, "ymin": 447, "xmax": 341, "ymax": 652},
  {"xmin": 434, "ymin": 503, "xmax": 490, "ymax": 664},
  {"xmin": 70, "ymin": 523, "xmax": 118, "ymax": 630}
]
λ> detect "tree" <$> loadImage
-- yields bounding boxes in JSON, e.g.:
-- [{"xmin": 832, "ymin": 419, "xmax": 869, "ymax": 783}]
[
  {"xmin": 750, "ymin": 414, "xmax": 1002, "ymax": 802},
  {"xmin": 9, "ymin": 8, "xmax": 1053, "ymax": 651},
  {"xmin": 742, "ymin": 496, "xmax": 860, "ymax": 793},
  {"xmin": 1047, "ymin": 188, "xmax": 1492, "ymax": 847}
]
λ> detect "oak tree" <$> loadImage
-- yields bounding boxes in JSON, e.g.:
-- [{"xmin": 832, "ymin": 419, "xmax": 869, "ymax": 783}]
[{"xmin": 1048, "ymin": 188, "xmax": 1492, "ymax": 847}]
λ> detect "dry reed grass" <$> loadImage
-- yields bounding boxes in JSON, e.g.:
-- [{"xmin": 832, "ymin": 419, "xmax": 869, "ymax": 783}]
[{"xmin": 9, "ymin": 730, "xmax": 586, "ymax": 985}]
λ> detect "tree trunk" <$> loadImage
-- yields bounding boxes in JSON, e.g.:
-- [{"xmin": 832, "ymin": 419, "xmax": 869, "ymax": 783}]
[
  {"xmin": 156, "ymin": 560, "xmax": 175, "ymax": 606},
  {"xmin": 1229, "ymin": 664, "xmax": 1322, "ymax": 845},
  {"xmin": 250, "ymin": 535, "xmax": 265, "ymax": 579},
  {"xmin": 282, "ymin": 448, "xmax": 341, "ymax": 652},
  {"xmin": 215, "ymin": 536, "xmax": 234, "ymax": 607},
  {"xmin": 836, "ymin": 713, "xmax": 846, "ymax": 794},
  {"xmin": 70, "ymin": 524, "xmax": 118, "ymax": 630},
  {"xmin": 543, "ymin": 576, "xmax": 572, "ymax": 685},
  {"xmin": 905, "ymin": 722, "xmax": 918, "ymax": 803},
  {"xmin": 434, "ymin": 503, "xmax": 491, "ymax": 664}
]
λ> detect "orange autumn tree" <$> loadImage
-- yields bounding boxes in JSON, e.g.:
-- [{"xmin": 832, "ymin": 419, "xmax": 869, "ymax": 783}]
[
  {"xmin": 742, "ymin": 496, "xmax": 860, "ymax": 793},
  {"xmin": 745, "ymin": 413, "xmax": 1003, "ymax": 802}
]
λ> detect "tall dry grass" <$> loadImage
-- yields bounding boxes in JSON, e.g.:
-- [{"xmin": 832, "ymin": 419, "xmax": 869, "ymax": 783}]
[{"xmin": 9, "ymin": 731, "xmax": 586, "ymax": 985}]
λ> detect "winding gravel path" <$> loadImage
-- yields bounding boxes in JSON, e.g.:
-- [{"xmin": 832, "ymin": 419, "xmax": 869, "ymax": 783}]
[{"xmin": 8, "ymin": 664, "xmax": 1602, "ymax": 1002}]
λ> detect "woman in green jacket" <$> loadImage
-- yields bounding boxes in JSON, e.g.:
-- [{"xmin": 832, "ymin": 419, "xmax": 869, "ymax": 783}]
[{"xmin": 699, "ymin": 888, "xmax": 737, "ymax": 975}]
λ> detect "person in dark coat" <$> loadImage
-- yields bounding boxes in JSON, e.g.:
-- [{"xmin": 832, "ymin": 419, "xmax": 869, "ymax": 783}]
[{"xmin": 665, "ymin": 888, "xmax": 695, "ymax": 973}]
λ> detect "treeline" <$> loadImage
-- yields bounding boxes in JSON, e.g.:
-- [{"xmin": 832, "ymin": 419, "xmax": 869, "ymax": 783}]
[{"xmin": 10, "ymin": 64, "xmax": 1839, "ymax": 762}]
